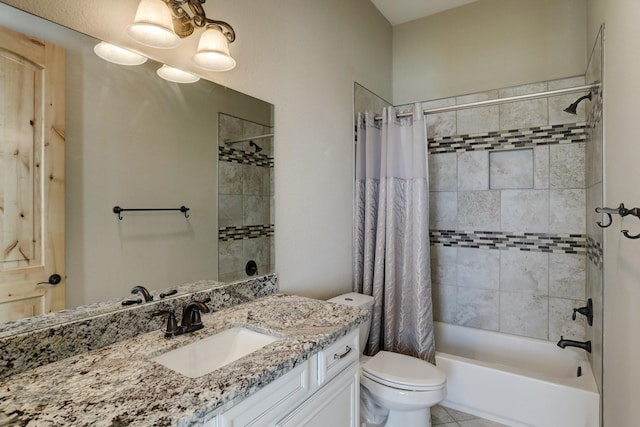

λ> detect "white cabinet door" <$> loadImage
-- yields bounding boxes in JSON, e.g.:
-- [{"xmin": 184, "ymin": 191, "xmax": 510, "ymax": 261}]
[
  {"xmin": 276, "ymin": 363, "xmax": 359, "ymax": 427},
  {"xmin": 215, "ymin": 360, "xmax": 313, "ymax": 427}
]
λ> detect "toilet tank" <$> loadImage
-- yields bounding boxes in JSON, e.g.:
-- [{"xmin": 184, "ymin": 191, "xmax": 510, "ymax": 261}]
[{"xmin": 327, "ymin": 292, "xmax": 374, "ymax": 354}]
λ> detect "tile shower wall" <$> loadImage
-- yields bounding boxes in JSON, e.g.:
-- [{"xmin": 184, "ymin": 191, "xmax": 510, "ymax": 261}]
[
  {"xmin": 585, "ymin": 28, "xmax": 604, "ymax": 394},
  {"xmin": 218, "ymin": 113, "xmax": 274, "ymax": 282},
  {"xmin": 421, "ymin": 76, "xmax": 590, "ymax": 342}
]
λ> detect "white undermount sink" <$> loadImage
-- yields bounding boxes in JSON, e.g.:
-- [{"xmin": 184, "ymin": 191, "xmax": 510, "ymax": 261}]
[{"xmin": 152, "ymin": 326, "xmax": 280, "ymax": 378}]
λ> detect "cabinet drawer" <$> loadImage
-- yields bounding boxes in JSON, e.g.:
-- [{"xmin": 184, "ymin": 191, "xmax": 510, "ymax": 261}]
[{"xmin": 317, "ymin": 329, "xmax": 359, "ymax": 386}]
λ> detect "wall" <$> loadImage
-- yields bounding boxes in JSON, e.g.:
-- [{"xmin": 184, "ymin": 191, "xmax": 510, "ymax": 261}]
[
  {"xmin": 587, "ymin": 1, "xmax": 640, "ymax": 426},
  {"xmin": 392, "ymin": 0, "xmax": 588, "ymax": 104},
  {"xmin": 1, "ymin": 0, "xmax": 393, "ymax": 301},
  {"xmin": 416, "ymin": 76, "xmax": 590, "ymax": 342}
]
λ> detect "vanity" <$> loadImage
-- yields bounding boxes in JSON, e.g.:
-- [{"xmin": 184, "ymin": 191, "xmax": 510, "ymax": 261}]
[{"xmin": 0, "ymin": 289, "xmax": 366, "ymax": 426}]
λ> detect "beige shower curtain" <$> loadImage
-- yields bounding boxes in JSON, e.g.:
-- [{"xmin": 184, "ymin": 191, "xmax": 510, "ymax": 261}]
[{"xmin": 354, "ymin": 103, "xmax": 435, "ymax": 363}]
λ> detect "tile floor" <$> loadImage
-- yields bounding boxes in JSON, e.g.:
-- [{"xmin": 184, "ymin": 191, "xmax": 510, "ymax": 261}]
[{"xmin": 432, "ymin": 405, "xmax": 509, "ymax": 427}]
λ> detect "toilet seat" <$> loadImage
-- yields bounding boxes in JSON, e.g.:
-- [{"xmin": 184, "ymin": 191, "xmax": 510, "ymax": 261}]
[{"xmin": 361, "ymin": 351, "xmax": 446, "ymax": 392}]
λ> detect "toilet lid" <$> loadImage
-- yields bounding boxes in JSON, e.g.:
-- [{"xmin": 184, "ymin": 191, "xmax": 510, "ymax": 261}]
[{"xmin": 361, "ymin": 351, "xmax": 446, "ymax": 391}]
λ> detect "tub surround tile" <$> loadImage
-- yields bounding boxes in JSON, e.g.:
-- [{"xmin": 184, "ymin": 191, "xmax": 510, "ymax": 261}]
[
  {"xmin": 489, "ymin": 149, "xmax": 533, "ymax": 190},
  {"xmin": 0, "ymin": 275, "xmax": 278, "ymax": 379},
  {"xmin": 457, "ymin": 191, "xmax": 501, "ymax": 231},
  {"xmin": 424, "ymin": 97, "xmax": 457, "ymax": 139},
  {"xmin": 500, "ymin": 189, "xmax": 549, "ymax": 232},
  {"xmin": 426, "ymin": 77, "xmax": 589, "ymax": 345},
  {"xmin": 455, "ymin": 288, "xmax": 499, "ymax": 331},
  {"xmin": 431, "ymin": 245, "xmax": 458, "ymax": 287},
  {"xmin": 430, "ymin": 191, "xmax": 458, "ymax": 230},
  {"xmin": 456, "ymin": 91, "xmax": 500, "ymax": 135},
  {"xmin": 499, "ymin": 293, "xmax": 549, "ymax": 340},
  {"xmin": 433, "ymin": 284, "xmax": 457, "ymax": 324},
  {"xmin": 430, "ymin": 153, "xmax": 458, "ymax": 191},
  {"xmin": 549, "ymin": 189, "xmax": 586, "ymax": 234},
  {"xmin": 457, "ymin": 247, "xmax": 500, "ymax": 290},
  {"xmin": 549, "ymin": 143, "xmax": 586, "ymax": 189},
  {"xmin": 533, "ymin": 146, "xmax": 550, "ymax": 189},
  {"xmin": 0, "ymin": 294, "xmax": 366, "ymax": 427},
  {"xmin": 499, "ymin": 251, "xmax": 548, "ymax": 295},
  {"xmin": 549, "ymin": 297, "xmax": 587, "ymax": 341},
  {"xmin": 499, "ymin": 97, "xmax": 548, "ymax": 132},
  {"xmin": 458, "ymin": 151, "xmax": 489, "ymax": 191},
  {"xmin": 549, "ymin": 253, "xmax": 587, "ymax": 300}
]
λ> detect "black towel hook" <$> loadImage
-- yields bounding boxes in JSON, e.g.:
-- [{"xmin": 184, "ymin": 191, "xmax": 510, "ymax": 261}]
[{"xmin": 595, "ymin": 203, "xmax": 640, "ymax": 239}]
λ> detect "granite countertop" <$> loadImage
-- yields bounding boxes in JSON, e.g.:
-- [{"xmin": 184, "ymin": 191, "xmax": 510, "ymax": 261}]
[{"xmin": 0, "ymin": 294, "xmax": 367, "ymax": 427}]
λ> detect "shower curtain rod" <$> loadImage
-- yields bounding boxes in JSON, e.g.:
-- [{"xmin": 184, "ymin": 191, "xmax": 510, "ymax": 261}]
[
  {"xmin": 224, "ymin": 133, "xmax": 274, "ymax": 145},
  {"xmin": 374, "ymin": 84, "xmax": 597, "ymax": 120}
]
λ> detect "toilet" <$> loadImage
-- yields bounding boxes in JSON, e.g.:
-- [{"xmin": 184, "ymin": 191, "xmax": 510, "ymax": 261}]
[{"xmin": 328, "ymin": 292, "xmax": 446, "ymax": 427}]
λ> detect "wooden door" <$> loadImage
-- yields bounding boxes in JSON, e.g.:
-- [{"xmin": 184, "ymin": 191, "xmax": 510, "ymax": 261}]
[{"xmin": 0, "ymin": 25, "xmax": 65, "ymax": 322}]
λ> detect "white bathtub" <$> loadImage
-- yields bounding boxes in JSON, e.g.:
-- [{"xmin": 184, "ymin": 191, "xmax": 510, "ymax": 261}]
[{"xmin": 434, "ymin": 321, "xmax": 599, "ymax": 427}]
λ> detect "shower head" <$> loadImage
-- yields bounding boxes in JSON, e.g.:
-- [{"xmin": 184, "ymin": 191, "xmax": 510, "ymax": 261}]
[
  {"xmin": 563, "ymin": 92, "xmax": 592, "ymax": 115},
  {"xmin": 249, "ymin": 141, "xmax": 263, "ymax": 153}
]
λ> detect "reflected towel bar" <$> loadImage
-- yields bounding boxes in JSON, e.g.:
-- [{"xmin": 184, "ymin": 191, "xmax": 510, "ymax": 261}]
[{"xmin": 113, "ymin": 206, "xmax": 190, "ymax": 220}]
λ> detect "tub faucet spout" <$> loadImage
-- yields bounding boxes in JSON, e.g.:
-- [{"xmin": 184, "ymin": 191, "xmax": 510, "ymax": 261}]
[{"xmin": 557, "ymin": 336, "xmax": 591, "ymax": 353}]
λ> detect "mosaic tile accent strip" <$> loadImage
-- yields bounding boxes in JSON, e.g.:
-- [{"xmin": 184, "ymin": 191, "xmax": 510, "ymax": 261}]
[
  {"xmin": 219, "ymin": 224, "xmax": 274, "ymax": 241},
  {"xmin": 218, "ymin": 146, "xmax": 274, "ymax": 168},
  {"xmin": 587, "ymin": 236, "xmax": 603, "ymax": 268},
  {"xmin": 430, "ymin": 229, "xmax": 586, "ymax": 254},
  {"xmin": 428, "ymin": 122, "xmax": 587, "ymax": 154}
]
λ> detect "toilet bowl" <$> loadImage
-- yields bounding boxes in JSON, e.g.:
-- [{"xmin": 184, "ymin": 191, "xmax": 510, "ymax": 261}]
[{"xmin": 327, "ymin": 292, "xmax": 447, "ymax": 427}]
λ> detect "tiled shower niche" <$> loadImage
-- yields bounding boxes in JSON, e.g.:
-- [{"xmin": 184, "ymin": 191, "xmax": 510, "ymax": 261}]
[
  {"xmin": 421, "ymin": 76, "xmax": 591, "ymax": 343},
  {"xmin": 218, "ymin": 113, "xmax": 274, "ymax": 282}
]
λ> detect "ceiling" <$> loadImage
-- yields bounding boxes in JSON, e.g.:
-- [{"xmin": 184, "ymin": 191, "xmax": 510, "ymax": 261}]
[{"xmin": 370, "ymin": 0, "xmax": 479, "ymax": 25}]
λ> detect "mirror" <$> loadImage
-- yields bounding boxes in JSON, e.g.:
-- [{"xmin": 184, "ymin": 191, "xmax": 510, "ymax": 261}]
[{"xmin": 0, "ymin": 2, "xmax": 274, "ymax": 328}]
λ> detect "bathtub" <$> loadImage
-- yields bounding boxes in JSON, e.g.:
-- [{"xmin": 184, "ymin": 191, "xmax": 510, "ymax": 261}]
[{"xmin": 434, "ymin": 321, "xmax": 599, "ymax": 427}]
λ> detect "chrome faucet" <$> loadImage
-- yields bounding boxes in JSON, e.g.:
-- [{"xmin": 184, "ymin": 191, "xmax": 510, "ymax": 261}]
[
  {"xmin": 557, "ymin": 336, "xmax": 591, "ymax": 353},
  {"xmin": 131, "ymin": 285, "xmax": 153, "ymax": 302}
]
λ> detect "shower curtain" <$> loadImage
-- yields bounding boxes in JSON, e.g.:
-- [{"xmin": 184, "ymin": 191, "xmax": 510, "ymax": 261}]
[{"xmin": 354, "ymin": 103, "xmax": 435, "ymax": 363}]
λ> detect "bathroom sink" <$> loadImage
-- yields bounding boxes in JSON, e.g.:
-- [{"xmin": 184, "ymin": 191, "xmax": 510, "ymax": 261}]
[{"xmin": 152, "ymin": 326, "xmax": 280, "ymax": 378}]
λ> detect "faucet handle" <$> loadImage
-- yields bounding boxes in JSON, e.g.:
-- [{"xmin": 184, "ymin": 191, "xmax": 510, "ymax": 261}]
[{"xmin": 152, "ymin": 310, "xmax": 179, "ymax": 338}]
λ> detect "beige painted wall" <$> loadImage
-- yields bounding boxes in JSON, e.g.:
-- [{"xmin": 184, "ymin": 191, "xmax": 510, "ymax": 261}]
[
  {"xmin": 587, "ymin": 1, "xmax": 640, "ymax": 426},
  {"xmin": 1, "ymin": 0, "xmax": 393, "ymax": 301},
  {"xmin": 392, "ymin": 0, "xmax": 588, "ymax": 104}
]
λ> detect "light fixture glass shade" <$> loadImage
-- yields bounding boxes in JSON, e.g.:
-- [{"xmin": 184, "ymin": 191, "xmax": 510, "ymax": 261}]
[
  {"xmin": 156, "ymin": 65, "xmax": 200, "ymax": 83},
  {"xmin": 93, "ymin": 42, "xmax": 148, "ymax": 66},
  {"xmin": 191, "ymin": 26, "xmax": 236, "ymax": 71},
  {"xmin": 127, "ymin": 0, "xmax": 180, "ymax": 49}
]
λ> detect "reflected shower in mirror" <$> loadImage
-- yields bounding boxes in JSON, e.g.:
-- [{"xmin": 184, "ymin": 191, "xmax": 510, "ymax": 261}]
[
  {"xmin": 218, "ymin": 114, "xmax": 274, "ymax": 282},
  {"xmin": 0, "ymin": 2, "xmax": 274, "ymax": 328}
]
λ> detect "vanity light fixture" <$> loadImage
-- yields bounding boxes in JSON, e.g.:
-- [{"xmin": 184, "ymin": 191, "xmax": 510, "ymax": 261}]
[
  {"xmin": 156, "ymin": 64, "xmax": 200, "ymax": 83},
  {"xmin": 93, "ymin": 41, "xmax": 148, "ymax": 66},
  {"xmin": 127, "ymin": 0, "xmax": 236, "ymax": 71}
]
